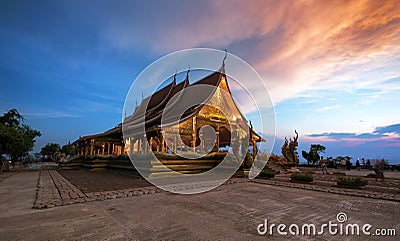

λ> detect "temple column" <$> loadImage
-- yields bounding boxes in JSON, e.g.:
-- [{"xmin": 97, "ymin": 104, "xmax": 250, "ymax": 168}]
[
  {"xmin": 192, "ymin": 116, "xmax": 197, "ymax": 152},
  {"xmin": 216, "ymin": 131, "xmax": 220, "ymax": 152},
  {"xmin": 129, "ymin": 138, "xmax": 134, "ymax": 154},
  {"xmin": 149, "ymin": 137, "xmax": 154, "ymax": 151},
  {"xmin": 160, "ymin": 133, "xmax": 165, "ymax": 153},
  {"xmin": 173, "ymin": 135, "xmax": 177, "ymax": 154},
  {"xmin": 133, "ymin": 139, "xmax": 137, "ymax": 152},
  {"xmin": 84, "ymin": 144, "xmax": 88, "ymax": 157},
  {"xmin": 102, "ymin": 143, "xmax": 105, "ymax": 156},
  {"xmin": 90, "ymin": 139, "xmax": 94, "ymax": 156}
]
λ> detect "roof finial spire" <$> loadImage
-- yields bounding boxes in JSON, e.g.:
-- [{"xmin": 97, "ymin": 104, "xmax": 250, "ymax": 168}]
[
  {"xmin": 141, "ymin": 91, "xmax": 144, "ymax": 100},
  {"xmin": 186, "ymin": 64, "xmax": 190, "ymax": 79},
  {"xmin": 221, "ymin": 49, "xmax": 227, "ymax": 74},
  {"xmin": 223, "ymin": 49, "xmax": 227, "ymax": 64},
  {"xmin": 173, "ymin": 68, "xmax": 177, "ymax": 84}
]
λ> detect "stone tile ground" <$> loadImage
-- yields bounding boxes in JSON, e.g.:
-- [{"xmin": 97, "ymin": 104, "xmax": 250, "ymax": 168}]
[
  {"xmin": 34, "ymin": 170, "xmax": 399, "ymax": 209},
  {"xmin": 34, "ymin": 170, "xmax": 162, "ymax": 209},
  {"xmin": 0, "ymin": 171, "xmax": 399, "ymax": 240}
]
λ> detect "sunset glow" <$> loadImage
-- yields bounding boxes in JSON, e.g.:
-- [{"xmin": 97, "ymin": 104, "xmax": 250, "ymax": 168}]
[{"xmin": 0, "ymin": 0, "xmax": 399, "ymax": 162}]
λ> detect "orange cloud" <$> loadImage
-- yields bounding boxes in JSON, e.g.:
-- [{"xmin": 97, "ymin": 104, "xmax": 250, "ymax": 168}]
[{"xmin": 104, "ymin": 0, "xmax": 399, "ymax": 104}]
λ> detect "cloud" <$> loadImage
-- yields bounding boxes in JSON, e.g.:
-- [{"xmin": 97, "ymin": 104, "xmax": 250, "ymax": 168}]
[
  {"xmin": 304, "ymin": 123, "xmax": 400, "ymax": 147},
  {"xmin": 316, "ymin": 104, "xmax": 341, "ymax": 112},
  {"xmin": 375, "ymin": 123, "xmax": 400, "ymax": 135},
  {"xmin": 100, "ymin": 0, "xmax": 400, "ymax": 104},
  {"xmin": 8, "ymin": 0, "xmax": 398, "ymax": 106},
  {"xmin": 24, "ymin": 111, "xmax": 80, "ymax": 119}
]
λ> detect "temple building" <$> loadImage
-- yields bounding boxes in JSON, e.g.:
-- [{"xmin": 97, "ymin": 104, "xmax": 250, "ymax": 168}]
[
  {"xmin": 73, "ymin": 124, "xmax": 123, "ymax": 157},
  {"xmin": 73, "ymin": 61, "xmax": 263, "ymax": 159}
]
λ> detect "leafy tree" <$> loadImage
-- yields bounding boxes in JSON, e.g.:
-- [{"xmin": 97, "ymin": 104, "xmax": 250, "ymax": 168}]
[
  {"xmin": 34, "ymin": 152, "xmax": 42, "ymax": 161},
  {"xmin": 302, "ymin": 144, "xmax": 326, "ymax": 165},
  {"xmin": 0, "ymin": 109, "xmax": 41, "ymax": 162},
  {"xmin": 61, "ymin": 143, "xmax": 75, "ymax": 157},
  {"xmin": 40, "ymin": 143, "xmax": 60, "ymax": 161}
]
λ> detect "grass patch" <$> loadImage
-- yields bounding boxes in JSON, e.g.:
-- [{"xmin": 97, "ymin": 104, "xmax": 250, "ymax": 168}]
[
  {"xmin": 259, "ymin": 169, "xmax": 276, "ymax": 179},
  {"xmin": 333, "ymin": 172, "xmax": 346, "ymax": 176},
  {"xmin": 337, "ymin": 177, "xmax": 368, "ymax": 189},
  {"xmin": 366, "ymin": 173, "xmax": 377, "ymax": 178},
  {"xmin": 290, "ymin": 172, "xmax": 314, "ymax": 183}
]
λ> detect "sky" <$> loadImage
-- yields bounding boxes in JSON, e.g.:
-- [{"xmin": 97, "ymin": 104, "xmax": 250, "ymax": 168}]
[{"xmin": 0, "ymin": 0, "xmax": 399, "ymax": 163}]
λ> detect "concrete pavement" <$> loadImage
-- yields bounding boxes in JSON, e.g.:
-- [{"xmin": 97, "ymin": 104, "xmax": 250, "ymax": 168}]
[{"xmin": 0, "ymin": 172, "xmax": 399, "ymax": 240}]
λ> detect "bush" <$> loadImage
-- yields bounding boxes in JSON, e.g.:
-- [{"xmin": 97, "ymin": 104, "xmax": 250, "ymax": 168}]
[
  {"xmin": 366, "ymin": 173, "xmax": 376, "ymax": 178},
  {"xmin": 243, "ymin": 151, "xmax": 254, "ymax": 169},
  {"xmin": 154, "ymin": 152, "xmax": 227, "ymax": 160},
  {"xmin": 259, "ymin": 169, "xmax": 276, "ymax": 179},
  {"xmin": 333, "ymin": 172, "xmax": 346, "ymax": 176},
  {"xmin": 337, "ymin": 177, "xmax": 368, "ymax": 188},
  {"xmin": 290, "ymin": 172, "xmax": 314, "ymax": 183}
]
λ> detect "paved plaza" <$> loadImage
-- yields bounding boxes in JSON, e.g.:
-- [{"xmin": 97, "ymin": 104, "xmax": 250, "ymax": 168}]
[{"xmin": 0, "ymin": 171, "xmax": 399, "ymax": 240}]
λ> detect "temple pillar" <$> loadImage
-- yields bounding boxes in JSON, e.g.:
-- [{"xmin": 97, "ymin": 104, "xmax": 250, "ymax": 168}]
[
  {"xmin": 149, "ymin": 137, "xmax": 153, "ymax": 151},
  {"xmin": 129, "ymin": 138, "xmax": 134, "ymax": 154},
  {"xmin": 160, "ymin": 132, "xmax": 165, "ymax": 153},
  {"xmin": 84, "ymin": 144, "xmax": 88, "ymax": 157},
  {"xmin": 102, "ymin": 143, "xmax": 105, "ymax": 156},
  {"xmin": 216, "ymin": 131, "xmax": 220, "ymax": 152},
  {"xmin": 192, "ymin": 116, "xmax": 197, "ymax": 152},
  {"xmin": 90, "ymin": 139, "xmax": 94, "ymax": 156},
  {"xmin": 173, "ymin": 135, "xmax": 177, "ymax": 154},
  {"xmin": 253, "ymin": 140, "xmax": 257, "ymax": 159}
]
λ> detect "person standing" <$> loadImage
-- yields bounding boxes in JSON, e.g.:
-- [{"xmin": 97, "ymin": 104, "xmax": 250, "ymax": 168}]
[
  {"xmin": 341, "ymin": 159, "xmax": 346, "ymax": 170},
  {"xmin": 356, "ymin": 159, "xmax": 360, "ymax": 170},
  {"xmin": 320, "ymin": 156, "xmax": 328, "ymax": 174},
  {"xmin": 366, "ymin": 159, "xmax": 371, "ymax": 170},
  {"xmin": 373, "ymin": 160, "xmax": 385, "ymax": 181}
]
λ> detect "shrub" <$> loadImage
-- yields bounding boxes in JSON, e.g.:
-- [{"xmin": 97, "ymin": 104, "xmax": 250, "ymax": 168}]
[
  {"xmin": 243, "ymin": 151, "xmax": 254, "ymax": 169},
  {"xmin": 333, "ymin": 172, "xmax": 346, "ymax": 176},
  {"xmin": 259, "ymin": 169, "xmax": 276, "ymax": 179},
  {"xmin": 290, "ymin": 172, "xmax": 314, "ymax": 183},
  {"xmin": 366, "ymin": 173, "xmax": 376, "ymax": 178},
  {"xmin": 154, "ymin": 152, "xmax": 227, "ymax": 160},
  {"xmin": 337, "ymin": 177, "xmax": 368, "ymax": 188}
]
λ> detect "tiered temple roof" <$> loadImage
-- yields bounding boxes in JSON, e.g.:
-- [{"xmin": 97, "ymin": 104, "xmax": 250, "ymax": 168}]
[{"xmin": 73, "ymin": 62, "xmax": 263, "ymax": 157}]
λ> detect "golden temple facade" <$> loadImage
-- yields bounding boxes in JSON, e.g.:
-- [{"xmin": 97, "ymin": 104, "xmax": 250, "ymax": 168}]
[{"xmin": 73, "ymin": 63, "xmax": 263, "ymax": 158}]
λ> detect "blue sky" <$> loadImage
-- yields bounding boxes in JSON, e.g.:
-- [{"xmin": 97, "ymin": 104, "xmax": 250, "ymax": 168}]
[{"xmin": 0, "ymin": 0, "xmax": 399, "ymax": 163}]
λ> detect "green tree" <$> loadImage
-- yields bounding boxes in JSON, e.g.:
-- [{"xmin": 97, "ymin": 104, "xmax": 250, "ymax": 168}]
[
  {"xmin": 0, "ymin": 109, "xmax": 41, "ymax": 162},
  {"xmin": 61, "ymin": 143, "xmax": 75, "ymax": 157},
  {"xmin": 302, "ymin": 144, "xmax": 326, "ymax": 165},
  {"xmin": 40, "ymin": 143, "xmax": 60, "ymax": 161}
]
